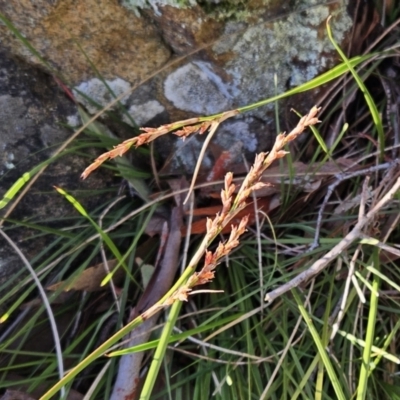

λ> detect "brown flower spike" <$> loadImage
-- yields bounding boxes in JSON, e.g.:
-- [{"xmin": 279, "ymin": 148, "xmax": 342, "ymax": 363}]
[
  {"xmin": 168, "ymin": 106, "xmax": 321, "ymax": 301},
  {"xmin": 82, "ymin": 106, "xmax": 320, "ymax": 304},
  {"xmin": 80, "ymin": 112, "xmax": 237, "ymax": 179}
]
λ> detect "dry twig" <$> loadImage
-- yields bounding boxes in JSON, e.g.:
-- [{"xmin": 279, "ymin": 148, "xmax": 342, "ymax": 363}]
[
  {"xmin": 265, "ymin": 176, "xmax": 400, "ymax": 303},
  {"xmin": 311, "ymin": 160, "xmax": 399, "ymax": 250}
]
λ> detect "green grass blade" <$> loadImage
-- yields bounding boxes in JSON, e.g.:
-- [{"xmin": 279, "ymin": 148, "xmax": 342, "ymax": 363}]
[
  {"xmin": 336, "ymin": 330, "xmax": 399, "ymax": 364},
  {"xmin": 309, "ymin": 125, "xmax": 329, "ymax": 155},
  {"xmin": 0, "ymin": 163, "xmax": 48, "ymax": 210},
  {"xmin": 139, "ymin": 301, "xmax": 183, "ymax": 400},
  {"xmin": 0, "ymin": 147, "xmax": 81, "ymax": 210},
  {"xmin": 372, "ymin": 317, "xmax": 400, "ymax": 367},
  {"xmin": 236, "ymin": 54, "xmax": 374, "ymax": 115},
  {"xmin": 107, "ymin": 313, "xmax": 242, "ymax": 356},
  {"xmin": 356, "ymin": 250, "xmax": 380, "ymax": 400},
  {"xmin": 0, "ymin": 12, "xmax": 57, "ymax": 75},
  {"xmin": 326, "ymin": 17, "xmax": 384, "ymax": 158},
  {"xmin": 0, "ymin": 230, "xmax": 65, "ymax": 397},
  {"xmin": 40, "ymin": 306, "xmax": 149, "ymax": 398},
  {"xmin": 292, "ymin": 289, "xmax": 346, "ymax": 400},
  {"xmin": 366, "ymin": 265, "xmax": 400, "ymax": 293},
  {"xmin": 54, "ymin": 186, "xmax": 128, "ymax": 282},
  {"xmin": 354, "ymin": 271, "xmax": 379, "ymax": 297}
]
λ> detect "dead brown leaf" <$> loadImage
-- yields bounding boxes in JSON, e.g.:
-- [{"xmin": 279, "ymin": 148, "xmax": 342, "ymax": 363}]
[
  {"xmin": 47, "ymin": 259, "xmax": 123, "ymax": 292},
  {"xmin": 183, "ymin": 196, "xmax": 279, "ymax": 236}
]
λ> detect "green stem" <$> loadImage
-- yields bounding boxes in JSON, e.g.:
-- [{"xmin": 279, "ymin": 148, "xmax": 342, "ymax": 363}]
[
  {"xmin": 356, "ymin": 250, "xmax": 380, "ymax": 400},
  {"xmin": 139, "ymin": 301, "xmax": 183, "ymax": 400}
]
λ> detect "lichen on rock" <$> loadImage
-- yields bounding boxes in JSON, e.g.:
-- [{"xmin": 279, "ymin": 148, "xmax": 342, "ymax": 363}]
[
  {"xmin": 211, "ymin": 1, "xmax": 352, "ymax": 116},
  {"xmin": 164, "ymin": 63, "xmax": 232, "ymax": 115},
  {"xmin": 73, "ymin": 78, "xmax": 132, "ymax": 114},
  {"xmin": 122, "ymin": 0, "xmax": 197, "ymax": 13},
  {"xmin": 124, "ymin": 100, "xmax": 166, "ymax": 126}
]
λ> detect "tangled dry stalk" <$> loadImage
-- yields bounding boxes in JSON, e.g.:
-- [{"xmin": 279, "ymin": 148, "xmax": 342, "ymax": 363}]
[
  {"xmin": 84, "ymin": 105, "xmax": 321, "ymax": 309},
  {"xmin": 265, "ymin": 172, "xmax": 400, "ymax": 303}
]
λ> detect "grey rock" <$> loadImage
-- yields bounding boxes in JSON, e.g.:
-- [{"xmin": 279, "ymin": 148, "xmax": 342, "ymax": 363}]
[{"xmin": 0, "ymin": 50, "xmax": 110, "ymax": 299}]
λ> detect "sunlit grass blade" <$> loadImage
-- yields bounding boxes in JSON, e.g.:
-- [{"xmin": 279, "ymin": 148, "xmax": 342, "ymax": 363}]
[
  {"xmin": 309, "ymin": 124, "xmax": 329, "ymax": 154},
  {"xmin": 0, "ymin": 146, "xmax": 82, "ymax": 211},
  {"xmin": 336, "ymin": 330, "xmax": 399, "ymax": 364},
  {"xmin": 356, "ymin": 250, "xmax": 380, "ymax": 400},
  {"xmin": 373, "ymin": 317, "xmax": 400, "ymax": 368},
  {"xmin": 40, "ymin": 298, "xmax": 148, "ymax": 398},
  {"xmin": 0, "ymin": 283, "xmax": 35, "ymax": 323},
  {"xmin": 0, "ymin": 163, "xmax": 50, "ymax": 210},
  {"xmin": 291, "ymin": 356, "xmax": 320, "ymax": 400},
  {"xmin": 366, "ymin": 265, "xmax": 400, "ymax": 292},
  {"xmin": 237, "ymin": 53, "xmax": 374, "ymax": 114},
  {"xmin": 54, "ymin": 186, "xmax": 128, "ymax": 284},
  {"xmin": 354, "ymin": 271, "xmax": 380, "ymax": 297}
]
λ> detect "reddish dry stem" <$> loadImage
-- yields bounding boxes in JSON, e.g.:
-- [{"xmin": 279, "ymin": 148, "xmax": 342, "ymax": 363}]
[
  {"xmin": 179, "ymin": 106, "xmax": 321, "ymax": 297},
  {"xmin": 82, "ymin": 107, "xmax": 321, "ymax": 304}
]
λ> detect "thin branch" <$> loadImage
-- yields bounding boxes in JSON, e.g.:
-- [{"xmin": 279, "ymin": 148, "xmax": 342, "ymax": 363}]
[
  {"xmin": 311, "ymin": 161, "xmax": 398, "ymax": 250},
  {"xmin": 330, "ymin": 245, "xmax": 363, "ymax": 341},
  {"xmin": 265, "ymin": 176, "xmax": 400, "ymax": 303}
]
